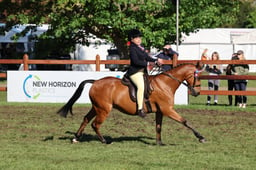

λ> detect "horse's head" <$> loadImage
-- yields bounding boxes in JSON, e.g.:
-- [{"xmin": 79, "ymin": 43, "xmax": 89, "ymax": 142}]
[
  {"xmin": 184, "ymin": 61, "xmax": 205, "ymax": 97},
  {"xmin": 160, "ymin": 62, "xmax": 205, "ymax": 97}
]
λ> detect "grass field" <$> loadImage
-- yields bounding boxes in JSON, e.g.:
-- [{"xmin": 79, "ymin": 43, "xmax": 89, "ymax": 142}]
[
  {"xmin": 1, "ymin": 81, "xmax": 256, "ymax": 170},
  {"xmin": 1, "ymin": 75, "xmax": 256, "ymax": 170}
]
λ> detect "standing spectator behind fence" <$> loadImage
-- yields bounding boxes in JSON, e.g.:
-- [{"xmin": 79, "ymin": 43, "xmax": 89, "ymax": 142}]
[
  {"xmin": 206, "ymin": 51, "xmax": 222, "ymax": 105},
  {"xmin": 232, "ymin": 50, "xmax": 249, "ymax": 108},
  {"xmin": 201, "ymin": 48, "xmax": 209, "ymax": 60},
  {"xmin": 155, "ymin": 45, "xmax": 179, "ymax": 71},
  {"xmin": 226, "ymin": 53, "xmax": 239, "ymax": 106}
]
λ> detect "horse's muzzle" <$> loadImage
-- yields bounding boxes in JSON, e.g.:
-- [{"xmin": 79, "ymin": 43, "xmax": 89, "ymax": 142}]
[
  {"xmin": 192, "ymin": 91, "xmax": 200, "ymax": 97},
  {"xmin": 190, "ymin": 88, "xmax": 200, "ymax": 97}
]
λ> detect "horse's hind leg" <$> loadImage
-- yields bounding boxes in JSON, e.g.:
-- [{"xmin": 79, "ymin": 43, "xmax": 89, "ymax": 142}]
[
  {"xmin": 91, "ymin": 107, "xmax": 110, "ymax": 144},
  {"xmin": 155, "ymin": 111, "xmax": 164, "ymax": 145},
  {"xmin": 73, "ymin": 108, "xmax": 96, "ymax": 143}
]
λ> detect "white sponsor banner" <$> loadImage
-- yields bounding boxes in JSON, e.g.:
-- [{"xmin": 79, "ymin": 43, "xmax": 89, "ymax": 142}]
[{"xmin": 7, "ymin": 71, "xmax": 188, "ymax": 104}]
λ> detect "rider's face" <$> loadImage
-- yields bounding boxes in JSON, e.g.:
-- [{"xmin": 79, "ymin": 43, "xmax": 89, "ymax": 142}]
[{"xmin": 131, "ymin": 37, "xmax": 142, "ymax": 46}]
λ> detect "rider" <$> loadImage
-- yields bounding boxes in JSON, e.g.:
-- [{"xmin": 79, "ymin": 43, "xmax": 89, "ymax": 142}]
[{"xmin": 126, "ymin": 29, "xmax": 162, "ymax": 118}]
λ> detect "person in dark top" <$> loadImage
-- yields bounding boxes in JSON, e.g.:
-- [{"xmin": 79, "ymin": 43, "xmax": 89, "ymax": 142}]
[
  {"xmin": 156, "ymin": 44, "xmax": 179, "ymax": 71},
  {"xmin": 232, "ymin": 50, "xmax": 249, "ymax": 108},
  {"xmin": 226, "ymin": 53, "xmax": 238, "ymax": 106},
  {"xmin": 126, "ymin": 29, "xmax": 162, "ymax": 118}
]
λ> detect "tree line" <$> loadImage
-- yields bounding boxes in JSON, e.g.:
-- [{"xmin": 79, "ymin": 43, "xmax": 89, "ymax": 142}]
[{"xmin": 0, "ymin": 0, "xmax": 255, "ymax": 57}]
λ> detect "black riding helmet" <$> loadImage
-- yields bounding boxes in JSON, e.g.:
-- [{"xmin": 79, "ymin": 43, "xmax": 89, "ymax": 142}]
[{"xmin": 128, "ymin": 29, "xmax": 142, "ymax": 41}]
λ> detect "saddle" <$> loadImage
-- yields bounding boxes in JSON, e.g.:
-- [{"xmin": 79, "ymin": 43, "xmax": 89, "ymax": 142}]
[{"xmin": 121, "ymin": 73, "xmax": 153, "ymax": 112}]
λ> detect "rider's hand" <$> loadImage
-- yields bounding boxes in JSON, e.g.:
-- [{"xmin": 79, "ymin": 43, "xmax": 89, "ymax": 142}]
[
  {"xmin": 156, "ymin": 58, "xmax": 164, "ymax": 66},
  {"xmin": 148, "ymin": 62, "xmax": 155, "ymax": 66}
]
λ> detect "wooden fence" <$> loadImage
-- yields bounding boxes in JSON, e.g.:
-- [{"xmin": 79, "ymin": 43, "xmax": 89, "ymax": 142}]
[{"xmin": 1, "ymin": 54, "xmax": 256, "ymax": 95}]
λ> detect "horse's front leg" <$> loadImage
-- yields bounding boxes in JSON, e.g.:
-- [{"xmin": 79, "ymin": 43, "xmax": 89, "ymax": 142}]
[
  {"xmin": 183, "ymin": 121, "xmax": 206, "ymax": 143},
  {"xmin": 163, "ymin": 107, "xmax": 206, "ymax": 143},
  {"xmin": 155, "ymin": 111, "xmax": 164, "ymax": 145}
]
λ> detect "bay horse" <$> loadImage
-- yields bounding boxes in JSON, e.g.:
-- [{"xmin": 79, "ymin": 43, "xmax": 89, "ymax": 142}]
[{"xmin": 57, "ymin": 62, "xmax": 206, "ymax": 145}]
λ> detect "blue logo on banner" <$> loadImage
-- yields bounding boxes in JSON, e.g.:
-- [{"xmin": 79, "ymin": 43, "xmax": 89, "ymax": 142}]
[{"xmin": 23, "ymin": 74, "xmax": 41, "ymax": 99}]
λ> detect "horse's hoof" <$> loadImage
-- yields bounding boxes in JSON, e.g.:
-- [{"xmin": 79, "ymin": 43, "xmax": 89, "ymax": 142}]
[
  {"xmin": 105, "ymin": 141, "xmax": 113, "ymax": 144},
  {"xmin": 156, "ymin": 141, "xmax": 165, "ymax": 146},
  {"xmin": 159, "ymin": 143, "xmax": 166, "ymax": 146},
  {"xmin": 72, "ymin": 138, "xmax": 79, "ymax": 143},
  {"xmin": 199, "ymin": 138, "xmax": 206, "ymax": 143},
  {"xmin": 102, "ymin": 140, "xmax": 112, "ymax": 144}
]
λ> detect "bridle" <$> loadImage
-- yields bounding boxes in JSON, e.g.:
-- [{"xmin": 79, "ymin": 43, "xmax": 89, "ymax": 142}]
[
  {"xmin": 150, "ymin": 63, "xmax": 204, "ymax": 95},
  {"xmin": 161, "ymin": 69, "xmax": 201, "ymax": 92}
]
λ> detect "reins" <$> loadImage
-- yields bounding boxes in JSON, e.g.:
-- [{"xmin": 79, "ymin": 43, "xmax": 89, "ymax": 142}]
[
  {"xmin": 149, "ymin": 64, "xmax": 201, "ymax": 93},
  {"xmin": 161, "ymin": 72, "xmax": 194, "ymax": 90}
]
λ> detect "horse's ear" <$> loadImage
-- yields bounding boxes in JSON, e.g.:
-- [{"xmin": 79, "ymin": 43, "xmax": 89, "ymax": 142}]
[{"xmin": 196, "ymin": 61, "xmax": 206, "ymax": 72}]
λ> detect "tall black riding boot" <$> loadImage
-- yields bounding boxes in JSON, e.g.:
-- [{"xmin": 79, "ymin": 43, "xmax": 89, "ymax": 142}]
[{"xmin": 137, "ymin": 109, "xmax": 146, "ymax": 118}]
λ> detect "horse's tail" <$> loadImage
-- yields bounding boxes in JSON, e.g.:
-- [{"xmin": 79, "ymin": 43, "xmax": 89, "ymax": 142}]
[{"xmin": 57, "ymin": 79, "xmax": 95, "ymax": 117}]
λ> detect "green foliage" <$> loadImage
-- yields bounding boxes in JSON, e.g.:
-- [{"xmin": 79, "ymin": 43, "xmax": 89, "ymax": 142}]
[
  {"xmin": 248, "ymin": 13, "xmax": 256, "ymax": 27},
  {"xmin": 232, "ymin": 0, "xmax": 256, "ymax": 28},
  {"xmin": 247, "ymin": 4, "xmax": 256, "ymax": 28},
  {"xmin": 0, "ymin": 0, "xmax": 241, "ymax": 55},
  {"xmin": 179, "ymin": 0, "xmax": 240, "ymax": 29}
]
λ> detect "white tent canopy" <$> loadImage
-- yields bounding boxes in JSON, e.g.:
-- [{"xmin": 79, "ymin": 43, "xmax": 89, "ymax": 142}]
[
  {"xmin": 233, "ymin": 30, "xmax": 256, "ymax": 44},
  {"xmin": 0, "ymin": 24, "xmax": 49, "ymax": 43},
  {"xmin": 171, "ymin": 28, "xmax": 256, "ymax": 72},
  {"xmin": 181, "ymin": 29, "xmax": 231, "ymax": 44}
]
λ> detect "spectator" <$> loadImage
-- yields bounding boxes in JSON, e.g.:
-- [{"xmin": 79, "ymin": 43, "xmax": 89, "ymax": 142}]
[
  {"xmin": 201, "ymin": 48, "xmax": 209, "ymax": 60},
  {"xmin": 206, "ymin": 51, "xmax": 222, "ymax": 105},
  {"xmin": 226, "ymin": 53, "xmax": 239, "ymax": 106},
  {"xmin": 155, "ymin": 45, "xmax": 178, "ymax": 71},
  {"xmin": 232, "ymin": 50, "xmax": 249, "ymax": 108}
]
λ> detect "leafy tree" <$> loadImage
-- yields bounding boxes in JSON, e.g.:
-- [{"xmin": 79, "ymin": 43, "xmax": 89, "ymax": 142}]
[
  {"xmin": 247, "ymin": 9, "xmax": 256, "ymax": 28},
  {"xmin": 234, "ymin": 0, "xmax": 256, "ymax": 28},
  {"xmin": 0, "ymin": 0, "xmax": 240, "ymax": 57}
]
